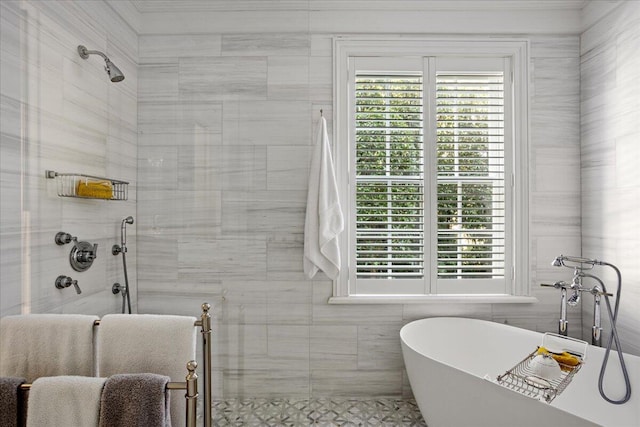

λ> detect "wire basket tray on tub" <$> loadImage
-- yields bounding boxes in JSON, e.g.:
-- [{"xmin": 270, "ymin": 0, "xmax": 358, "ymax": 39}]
[{"xmin": 496, "ymin": 333, "xmax": 588, "ymax": 403}]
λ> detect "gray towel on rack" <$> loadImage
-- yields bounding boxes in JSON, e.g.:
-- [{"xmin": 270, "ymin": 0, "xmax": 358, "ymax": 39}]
[
  {"xmin": 99, "ymin": 373, "xmax": 171, "ymax": 427},
  {"xmin": 0, "ymin": 377, "xmax": 25, "ymax": 427}
]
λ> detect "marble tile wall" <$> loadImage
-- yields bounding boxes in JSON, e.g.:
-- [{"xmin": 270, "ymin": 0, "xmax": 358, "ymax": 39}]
[
  {"xmin": 137, "ymin": 25, "xmax": 582, "ymax": 397},
  {"xmin": 580, "ymin": 1, "xmax": 640, "ymax": 356},
  {"xmin": 2, "ymin": 0, "xmax": 616, "ymax": 402},
  {"xmin": 0, "ymin": 0, "xmax": 138, "ymax": 316}
]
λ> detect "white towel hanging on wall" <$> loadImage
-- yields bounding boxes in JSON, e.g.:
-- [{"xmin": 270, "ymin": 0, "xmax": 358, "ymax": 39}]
[{"xmin": 304, "ymin": 116, "xmax": 344, "ymax": 279}]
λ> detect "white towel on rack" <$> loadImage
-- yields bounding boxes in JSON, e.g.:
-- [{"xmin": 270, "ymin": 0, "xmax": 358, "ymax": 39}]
[
  {"xmin": 97, "ymin": 314, "xmax": 196, "ymax": 427},
  {"xmin": 26, "ymin": 376, "xmax": 106, "ymax": 427},
  {"xmin": 304, "ymin": 116, "xmax": 344, "ymax": 279},
  {"xmin": 0, "ymin": 314, "xmax": 98, "ymax": 382}
]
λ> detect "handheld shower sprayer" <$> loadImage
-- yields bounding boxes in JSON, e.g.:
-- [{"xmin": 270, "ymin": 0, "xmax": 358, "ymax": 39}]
[
  {"xmin": 121, "ymin": 216, "xmax": 134, "ymax": 250},
  {"xmin": 551, "ymin": 254, "xmax": 602, "ymax": 269}
]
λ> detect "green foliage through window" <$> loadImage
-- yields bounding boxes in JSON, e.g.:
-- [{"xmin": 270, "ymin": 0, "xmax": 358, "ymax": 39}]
[
  {"xmin": 355, "ymin": 75, "xmax": 424, "ymax": 278},
  {"xmin": 355, "ymin": 72, "xmax": 505, "ymax": 280}
]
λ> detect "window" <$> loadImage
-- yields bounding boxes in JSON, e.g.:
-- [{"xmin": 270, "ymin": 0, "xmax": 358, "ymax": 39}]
[{"xmin": 333, "ymin": 38, "xmax": 529, "ymax": 301}]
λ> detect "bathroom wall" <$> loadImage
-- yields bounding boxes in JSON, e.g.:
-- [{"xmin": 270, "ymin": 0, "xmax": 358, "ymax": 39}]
[
  {"xmin": 136, "ymin": 3, "xmax": 582, "ymax": 398},
  {"xmin": 580, "ymin": 1, "xmax": 640, "ymax": 356},
  {"xmin": 8, "ymin": 0, "xmax": 630, "ymax": 401},
  {"xmin": 0, "ymin": 0, "xmax": 138, "ymax": 316}
]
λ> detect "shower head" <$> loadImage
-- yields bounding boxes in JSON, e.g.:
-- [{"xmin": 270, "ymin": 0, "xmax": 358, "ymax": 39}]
[
  {"xmin": 104, "ymin": 59, "xmax": 125, "ymax": 82},
  {"xmin": 123, "ymin": 216, "xmax": 134, "ymax": 225},
  {"xmin": 77, "ymin": 45, "xmax": 125, "ymax": 82}
]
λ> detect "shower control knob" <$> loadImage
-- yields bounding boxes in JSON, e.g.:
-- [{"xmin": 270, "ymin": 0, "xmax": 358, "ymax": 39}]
[
  {"xmin": 55, "ymin": 232, "xmax": 76, "ymax": 245},
  {"xmin": 55, "ymin": 275, "xmax": 82, "ymax": 294},
  {"xmin": 112, "ymin": 282, "xmax": 124, "ymax": 294},
  {"xmin": 77, "ymin": 243, "xmax": 98, "ymax": 262},
  {"xmin": 69, "ymin": 241, "xmax": 98, "ymax": 272}
]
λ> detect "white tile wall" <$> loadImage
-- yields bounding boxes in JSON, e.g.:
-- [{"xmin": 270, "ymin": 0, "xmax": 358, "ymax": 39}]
[
  {"xmin": 0, "ymin": 0, "xmax": 137, "ymax": 316},
  {"xmin": 580, "ymin": 1, "xmax": 640, "ymax": 356},
  {"xmin": 137, "ymin": 25, "xmax": 583, "ymax": 399},
  {"xmin": 6, "ymin": 0, "xmax": 633, "ymax": 402}
]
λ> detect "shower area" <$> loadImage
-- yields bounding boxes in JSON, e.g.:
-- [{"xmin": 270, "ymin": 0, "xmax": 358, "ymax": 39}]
[{"xmin": 1, "ymin": 0, "xmax": 639, "ymax": 422}]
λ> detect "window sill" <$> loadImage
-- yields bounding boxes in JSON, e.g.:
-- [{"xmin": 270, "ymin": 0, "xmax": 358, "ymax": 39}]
[{"xmin": 328, "ymin": 295, "xmax": 538, "ymax": 304}]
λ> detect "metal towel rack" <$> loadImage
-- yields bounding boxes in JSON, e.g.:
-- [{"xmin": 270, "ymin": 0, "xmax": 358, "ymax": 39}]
[{"xmin": 19, "ymin": 303, "xmax": 213, "ymax": 427}]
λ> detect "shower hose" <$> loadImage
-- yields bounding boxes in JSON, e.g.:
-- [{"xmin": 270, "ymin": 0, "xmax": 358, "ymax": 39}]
[
  {"xmin": 587, "ymin": 265, "xmax": 632, "ymax": 404},
  {"xmin": 120, "ymin": 249, "xmax": 132, "ymax": 314}
]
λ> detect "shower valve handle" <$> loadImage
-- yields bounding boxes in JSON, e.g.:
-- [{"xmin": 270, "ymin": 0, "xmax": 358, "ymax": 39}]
[
  {"xmin": 55, "ymin": 232, "xmax": 77, "ymax": 245},
  {"xmin": 77, "ymin": 243, "xmax": 99, "ymax": 262},
  {"xmin": 55, "ymin": 275, "xmax": 82, "ymax": 294},
  {"xmin": 70, "ymin": 241, "xmax": 98, "ymax": 272}
]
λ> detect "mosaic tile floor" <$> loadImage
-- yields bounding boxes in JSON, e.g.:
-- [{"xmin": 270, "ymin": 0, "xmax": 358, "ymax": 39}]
[{"xmin": 210, "ymin": 398, "xmax": 427, "ymax": 426}]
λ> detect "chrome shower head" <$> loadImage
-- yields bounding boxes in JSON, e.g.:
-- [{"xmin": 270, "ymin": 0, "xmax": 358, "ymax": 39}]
[
  {"xmin": 78, "ymin": 45, "xmax": 125, "ymax": 83},
  {"xmin": 105, "ymin": 59, "xmax": 124, "ymax": 82},
  {"xmin": 123, "ymin": 216, "xmax": 134, "ymax": 225}
]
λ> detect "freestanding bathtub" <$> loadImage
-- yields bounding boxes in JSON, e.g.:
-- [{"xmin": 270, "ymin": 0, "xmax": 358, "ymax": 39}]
[{"xmin": 401, "ymin": 317, "xmax": 639, "ymax": 427}]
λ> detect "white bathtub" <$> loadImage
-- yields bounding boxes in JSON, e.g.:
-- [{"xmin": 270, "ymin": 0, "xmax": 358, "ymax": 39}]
[{"xmin": 400, "ymin": 317, "xmax": 639, "ymax": 427}]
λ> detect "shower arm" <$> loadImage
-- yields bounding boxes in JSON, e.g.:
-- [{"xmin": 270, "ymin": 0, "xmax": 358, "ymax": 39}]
[{"xmin": 78, "ymin": 45, "xmax": 109, "ymax": 61}]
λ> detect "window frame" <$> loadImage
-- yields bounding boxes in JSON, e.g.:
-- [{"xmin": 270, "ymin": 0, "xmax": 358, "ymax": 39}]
[{"xmin": 331, "ymin": 37, "xmax": 531, "ymax": 303}]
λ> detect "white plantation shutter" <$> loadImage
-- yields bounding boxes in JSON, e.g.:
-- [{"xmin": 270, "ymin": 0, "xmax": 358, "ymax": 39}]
[
  {"xmin": 336, "ymin": 42, "xmax": 527, "ymax": 298},
  {"xmin": 355, "ymin": 74, "xmax": 425, "ymax": 281},
  {"xmin": 435, "ymin": 73, "xmax": 506, "ymax": 284}
]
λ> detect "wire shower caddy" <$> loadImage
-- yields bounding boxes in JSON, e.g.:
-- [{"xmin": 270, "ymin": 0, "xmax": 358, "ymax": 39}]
[{"xmin": 46, "ymin": 170, "xmax": 129, "ymax": 201}]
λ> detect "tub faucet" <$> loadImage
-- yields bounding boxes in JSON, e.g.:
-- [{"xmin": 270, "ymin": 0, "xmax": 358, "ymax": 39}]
[
  {"xmin": 549, "ymin": 254, "xmax": 631, "ymax": 403},
  {"xmin": 542, "ymin": 270, "xmax": 609, "ymax": 340},
  {"xmin": 567, "ymin": 269, "xmax": 582, "ymax": 307},
  {"xmin": 548, "ymin": 270, "xmax": 610, "ymax": 346}
]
